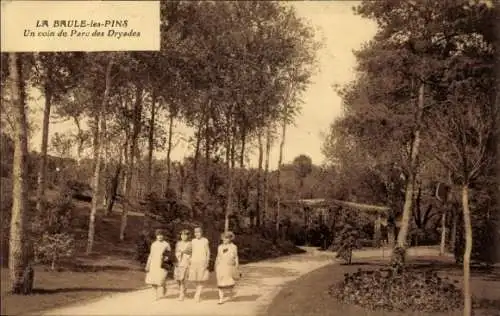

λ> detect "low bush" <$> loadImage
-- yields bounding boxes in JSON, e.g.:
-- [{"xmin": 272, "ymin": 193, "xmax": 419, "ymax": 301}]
[
  {"xmin": 332, "ymin": 223, "xmax": 362, "ymax": 264},
  {"xmin": 135, "ymin": 233, "xmax": 151, "ymax": 265},
  {"xmin": 329, "ymin": 267, "xmax": 463, "ymax": 313},
  {"xmin": 66, "ymin": 180, "xmax": 92, "ymax": 202},
  {"xmin": 285, "ymin": 222, "xmax": 307, "ymax": 246},
  {"xmin": 34, "ymin": 233, "xmax": 76, "ymax": 271},
  {"xmin": 236, "ymin": 234, "xmax": 305, "ymax": 263},
  {"xmin": 331, "ymin": 211, "xmax": 365, "ymax": 264}
]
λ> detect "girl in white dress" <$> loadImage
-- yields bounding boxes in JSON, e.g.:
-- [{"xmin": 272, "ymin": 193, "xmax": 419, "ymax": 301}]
[
  {"xmin": 188, "ymin": 226, "xmax": 210, "ymax": 302},
  {"xmin": 174, "ymin": 229, "xmax": 192, "ymax": 301},
  {"xmin": 145, "ymin": 229, "xmax": 171, "ymax": 300},
  {"xmin": 215, "ymin": 231, "xmax": 239, "ymax": 304}
]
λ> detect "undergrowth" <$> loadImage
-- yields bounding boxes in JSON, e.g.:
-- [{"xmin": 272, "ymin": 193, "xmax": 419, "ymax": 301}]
[{"xmin": 329, "ymin": 266, "xmax": 463, "ymax": 313}]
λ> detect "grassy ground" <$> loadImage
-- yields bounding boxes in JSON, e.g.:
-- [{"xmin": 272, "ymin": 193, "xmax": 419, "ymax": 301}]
[
  {"xmin": 265, "ymin": 255, "xmax": 500, "ymax": 316},
  {"xmin": 1, "ymin": 267, "xmax": 146, "ymax": 316},
  {"xmin": 1, "ymin": 202, "xmax": 148, "ymax": 316}
]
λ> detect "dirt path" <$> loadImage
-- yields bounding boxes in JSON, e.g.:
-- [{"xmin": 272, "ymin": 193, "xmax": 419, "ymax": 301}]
[
  {"xmin": 40, "ymin": 247, "xmax": 336, "ymax": 316},
  {"xmin": 40, "ymin": 247, "xmax": 443, "ymax": 316}
]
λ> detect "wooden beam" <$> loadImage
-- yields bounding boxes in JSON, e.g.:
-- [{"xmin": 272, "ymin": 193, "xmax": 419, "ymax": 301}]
[
  {"xmin": 330, "ymin": 199, "xmax": 390, "ymax": 214},
  {"xmin": 281, "ymin": 198, "xmax": 390, "ymax": 214}
]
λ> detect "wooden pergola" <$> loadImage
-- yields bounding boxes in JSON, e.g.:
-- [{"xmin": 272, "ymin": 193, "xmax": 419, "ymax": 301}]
[{"xmin": 281, "ymin": 198, "xmax": 394, "ymax": 247}]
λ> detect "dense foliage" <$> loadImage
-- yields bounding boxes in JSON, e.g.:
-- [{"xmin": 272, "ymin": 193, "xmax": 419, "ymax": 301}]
[{"xmin": 329, "ymin": 267, "xmax": 463, "ymax": 313}]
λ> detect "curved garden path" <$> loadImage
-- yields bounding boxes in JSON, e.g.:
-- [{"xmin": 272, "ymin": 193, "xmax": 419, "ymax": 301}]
[{"xmin": 40, "ymin": 247, "xmax": 441, "ymax": 316}]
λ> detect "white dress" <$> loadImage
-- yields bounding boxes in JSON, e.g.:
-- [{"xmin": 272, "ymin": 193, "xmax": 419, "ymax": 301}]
[
  {"xmin": 215, "ymin": 243, "xmax": 238, "ymax": 288},
  {"xmin": 145, "ymin": 240, "xmax": 171, "ymax": 286},
  {"xmin": 174, "ymin": 240, "xmax": 191, "ymax": 281},
  {"xmin": 188, "ymin": 237, "xmax": 210, "ymax": 281}
]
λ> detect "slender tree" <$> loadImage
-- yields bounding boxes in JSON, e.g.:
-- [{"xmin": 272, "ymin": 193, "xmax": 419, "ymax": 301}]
[
  {"xmin": 87, "ymin": 56, "xmax": 114, "ymax": 254},
  {"xmin": 8, "ymin": 52, "xmax": 32, "ymax": 294},
  {"xmin": 32, "ymin": 52, "xmax": 83, "ymax": 217}
]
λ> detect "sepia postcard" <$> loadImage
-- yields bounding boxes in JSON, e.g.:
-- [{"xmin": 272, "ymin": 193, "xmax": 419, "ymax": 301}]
[{"xmin": 1, "ymin": 1, "xmax": 498, "ymax": 316}]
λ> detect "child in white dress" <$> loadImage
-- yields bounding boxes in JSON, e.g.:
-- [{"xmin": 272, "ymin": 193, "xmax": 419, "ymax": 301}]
[
  {"xmin": 215, "ymin": 231, "xmax": 239, "ymax": 304},
  {"xmin": 188, "ymin": 226, "xmax": 210, "ymax": 302},
  {"xmin": 174, "ymin": 229, "xmax": 192, "ymax": 301},
  {"xmin": 145, "ymin": 229, "xmax": 171, "ymax": 300}
]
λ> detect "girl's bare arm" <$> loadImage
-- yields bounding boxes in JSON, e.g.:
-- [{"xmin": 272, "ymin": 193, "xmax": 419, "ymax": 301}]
[
  {"xmin": 175, "ymin": 242, "xmax": 182, "ymax": 262},
  {"xmin": 234, "ymin": 245, "xmax": 239, "ymax": 267},
  {"xmin": 205, "ymin": 239, "xmax": 211, "ymax": 268},
  {"xmin": 215, "ymin": 245, "xmax": 221, "ymax": 266},
  {"xmin": 145, "ymin": 245, "xmax": 152, "ymax": 271}
]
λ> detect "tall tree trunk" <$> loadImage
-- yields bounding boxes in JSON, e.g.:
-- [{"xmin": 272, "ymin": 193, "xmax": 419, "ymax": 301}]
[
  {"xmin": 178, "ymin": 164, "xmax": 186, "ymax": 198},
  {"xmin": 35, "ymin": 65, "xmax": 52, "ymax": 217},
  {"xmin": 100, "ymin": 118, "xmax": 108, "ymax": 209},
  {"xmin": 120, "ymin": 154, "xmax": 132, "ymax": 240},
  {"xmin": 256, "ymin": 130, "xmax": 264, "ymax": 227},
  {"xmin": 8, "ymin": 53, "xmax": 32, "ymax": 294},
  {"xmin": 193, "ymin": 118, "xmax": 203, "ymax": 174},
  {"xmin": 237, "ymin": 129, "xmax": 247, "ymax": 220},
  {"xmin": 239, "ymin": 129, "xmax": 246, "ymax": 169},
  {"xmin": 166, "ymin": 110, "xmax": 174, "ymax": 191},
  {"xmin": 121, "ymin": 131, "xmax": 130, "ymax": 195},
  {"xmin": 230, "ymin": 126, "xmax": 236, "ymax": 170},
  {"xmin": 231, "ymin": 125, "xmax": 237, "ymax": 220},
  {"xmin": 91, "ymin": 112, "xmax": 99, "ymax": 172},
  {"xmin": 276, "ymin": 119, "xmax": 287, "ymax": 236},
  {"xmin": 461, "ymin": 184, "xmax": 472, "ymax": 316},
  {"xmin": 187, "ymin": 116, "xmax": 203, "ymax": 218},
  {"xmin": 225, "ymin": 134, "xmax": 233, "ymax": 233},
  {"xmin": 73, "ymin": 116, "xmax": 84, "ymax": 165},
  {"xmin": 120, "ymin": 84, "xmax": 143, "ymax": 241},
  {"xmin": 440, "ymin": 209, "xmax": 447, "ymax": 255},
  {"xmin": 396, "ymin": 83, "xmax": 425, "ymax": 249},
  {"xmin": 204, "ymin": 110, "xmax": 211, "ymax": 188},
  {"xmin": 263, "ymin": 123, "xmax": 272, "ymax": 224},
  {"xmin": 104, "ymin": 149, "xmax": 122, "ymax": 217},
  {"xmin": 86, "ymin": 58, "xmax": 113, "ymax": 254},
  {"xmin": 144, "ymin": 90, "xmax": 156, "ymax": 230},
  {"xmin": 146, "ymin": 90, "xmax": 156, "ymax": 194},
  {"xmin": 450, "ymin": 207, "xmax": 457, "ymax": 252},
  {"xmin": 224, "ymin": 109, "xmax": 235, "ymax": 233}
]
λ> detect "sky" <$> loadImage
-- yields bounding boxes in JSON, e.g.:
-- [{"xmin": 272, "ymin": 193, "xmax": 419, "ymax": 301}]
[{"xmin": 28, "ymin": 1, "xmax": 378, "ymax": 170}]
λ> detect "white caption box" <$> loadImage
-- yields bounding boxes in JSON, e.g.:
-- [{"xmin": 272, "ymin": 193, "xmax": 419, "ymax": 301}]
[{"xmin": 1, "ymin": 0, "xmax": 160, "ymax": 52}]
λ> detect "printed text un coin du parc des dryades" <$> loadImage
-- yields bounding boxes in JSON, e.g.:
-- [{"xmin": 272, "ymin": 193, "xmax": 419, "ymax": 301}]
[{"xmin": 27, "ymin": 20, "xmax": 140, "ymax": 39}]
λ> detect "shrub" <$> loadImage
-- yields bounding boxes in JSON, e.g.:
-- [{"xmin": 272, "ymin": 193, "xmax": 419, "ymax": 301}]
[
  {"xmin": 135, "ymin": 232, "xmax": 152, "ymax": 265},
  {"xmin": 34, "ymin": 233, "xmax": 75, "ymax": 271},
  {"xmin": 49, "ymin": 187, "xmax": 74, "ymax": 232},
  {"xmin": 31, "ymin": 187, "xmax": 74, "ymax": 238},
  {"xmin": 332, "ymin": 222, "xmax": 363, "ymax": 264},
  {"xmin": 285, "ymin": 222, "xmax": 307, "ymax": 246},
  {"xmin": 145, "ymin": 193, "xmax": 191, "ymax": 224},
  {"xmin": 66, "ymin": 179, "xmax": 92, "ymax": 202},
  {"xmin": 329, "ymin": 267, "xmax": 463, "ymax": 313},
  {"xmin": 330, "ymin": 209, "xmax": 366, "ymax": 264}
]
